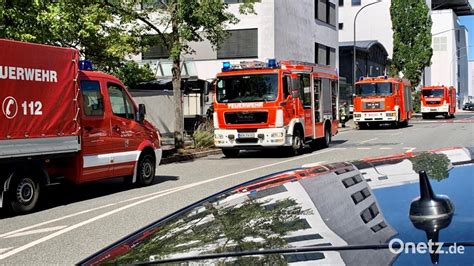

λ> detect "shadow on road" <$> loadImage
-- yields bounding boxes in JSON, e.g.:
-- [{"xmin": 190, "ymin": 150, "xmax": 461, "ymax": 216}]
[{"xmin": 0, "ymin": 175, "xmax": 179, "ymax": 218}]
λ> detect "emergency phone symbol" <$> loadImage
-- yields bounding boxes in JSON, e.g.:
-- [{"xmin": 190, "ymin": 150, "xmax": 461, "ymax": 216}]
[{"xmin": 2, "ymin": 96, "xmax": 18, "ymax": 119}]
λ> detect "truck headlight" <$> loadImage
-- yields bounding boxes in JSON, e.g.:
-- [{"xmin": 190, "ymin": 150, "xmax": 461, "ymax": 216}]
[
  {"xmin": 355, "ymin": 113, "xmax": 362, "ymax": 118},
  {"xmin": 386, "ymin": 113, "xmax": 395, "ymax": 117},
  {"xmin": 215, "ymin": 134, "xmax": 224, "ymax": 139},
  {"xmin": 213, "ymin": 112, "xmax": 219, "ymax": 128},
  {"xmin": 275, "ymin": 110, "xmax": 284, "ymax": 127}
]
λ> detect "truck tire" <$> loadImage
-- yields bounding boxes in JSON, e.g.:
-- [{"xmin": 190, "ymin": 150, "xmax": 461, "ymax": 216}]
[
  {"xmin": 317, "ymin": 127, "xmax": 331, "ymax": 149},
  {"xmin": 8, "ymin": 172, "xmax": 40, "ymax": 214},
  {"xmin": 136, "ymin": 153, "xmax": 156, "ymax": 186},
  {"xmin": 287, "ymin": 129, "xmax": 304, "ymax": 156},
  {"xmin": 222, "ymin": 149, "xmax": 239, "ymax": 158}
]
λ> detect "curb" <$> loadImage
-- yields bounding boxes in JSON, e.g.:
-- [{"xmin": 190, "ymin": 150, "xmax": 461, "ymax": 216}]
[{"xmin": 161, "ymin": 149, "xmax": 222, "ymax": 165}]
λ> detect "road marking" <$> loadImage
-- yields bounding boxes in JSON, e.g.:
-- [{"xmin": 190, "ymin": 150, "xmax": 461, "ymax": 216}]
[
  {"xmin": 0, "ymin": 248, "xmax": 14, "ymax": 255},
  {"xmin": 0, "ymin": 148, "xmax": 337, "ymax": 260},
  {"xmin": 357, "ymin": 147, "xmax": 371, "ymax": 150},
  {"xmin": 360, "ymin": 138, "xmax": 378, "ymax": 144},
  {"xmin": 390, "ymin": 132, "xmax": 403, "ymax": 136},
  {"xmin": 3, "ymin": 226, "xmax": 67, "ymax": 239},
  {"xmin": 379, "ymin": 147, "xmax": 393, "ymax": 150},
  {"xmin": 0, "ymin": 204, "xmax": 116, "ymax": 239}
]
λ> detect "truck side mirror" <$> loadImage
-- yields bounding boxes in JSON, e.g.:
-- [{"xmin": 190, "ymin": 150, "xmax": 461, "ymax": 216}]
[{"xmin": 137, "ymin": 104, "xmax": 146, "ymax": 123}]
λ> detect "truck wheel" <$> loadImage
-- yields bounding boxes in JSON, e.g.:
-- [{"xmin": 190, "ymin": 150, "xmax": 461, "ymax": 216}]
[
  {"xmin": 222, "ymin": 149, "xmax": 239, "ymax": 158},
  {"xmin": 9, "ymin": 173, "xmax": 40, "ymax": 214},
  {"xmin": 444, "ymin": 113, "xmax": 449, "ymax": 119},
  {"xmin": 317, "ymin": 127, "xmax": 331, "ymax": 149},
  {"xmin": 287, "ymin": 129, "xmax": 304, "ymax": 156},
  {"xmin": 136, "ymin": 154, "xmax": 156, "ymax": 186}
]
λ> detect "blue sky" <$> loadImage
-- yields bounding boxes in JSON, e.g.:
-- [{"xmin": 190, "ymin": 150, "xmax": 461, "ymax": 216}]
[{"xmin": 459, "ymin": 15, "xmax": 474, "ymax": 60}]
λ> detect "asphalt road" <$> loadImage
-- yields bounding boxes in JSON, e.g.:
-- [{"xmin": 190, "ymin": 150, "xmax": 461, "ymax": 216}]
[{"xmin": 0, "ymin": 112, "xmax": 473, "ymax": 264}]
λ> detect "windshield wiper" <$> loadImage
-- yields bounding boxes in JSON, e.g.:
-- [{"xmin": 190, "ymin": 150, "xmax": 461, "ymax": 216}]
[{"xmin": 134, "ymin": 242, "xmax": 474, "ymax": 264}]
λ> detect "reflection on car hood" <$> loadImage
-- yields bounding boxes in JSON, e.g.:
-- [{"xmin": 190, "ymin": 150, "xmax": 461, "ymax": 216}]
[{"xmin": 79, "ymin": 147, "xmax": 474, "ymax": 265}]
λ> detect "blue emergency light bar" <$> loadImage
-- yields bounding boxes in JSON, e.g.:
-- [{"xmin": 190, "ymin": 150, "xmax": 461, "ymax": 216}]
[
  {"xmin": 222, "ymin": 59, "xmax": 278, "ymax": 71},
  {"xmin": 79, "ymin": 60, "xmax": 93, "ymax": 71}
]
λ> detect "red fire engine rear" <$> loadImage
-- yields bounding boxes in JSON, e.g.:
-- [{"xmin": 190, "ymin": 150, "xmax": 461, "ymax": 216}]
[
  {"xmin": 420, "ymin": 86, "xmax": 456, "ymax": 119},
  {"xmin": 353, "ymin": 77, "xmax": 413, "ymax": 129},
  {"xmin": 213, "ymin": 60, "xmax": 339, "ymax": 157}
]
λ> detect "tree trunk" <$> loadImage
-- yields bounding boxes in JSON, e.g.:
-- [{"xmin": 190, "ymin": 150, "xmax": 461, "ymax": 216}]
[{"xmin": 171, "ymin": 13, "xmax": 184, "ymax": 149}]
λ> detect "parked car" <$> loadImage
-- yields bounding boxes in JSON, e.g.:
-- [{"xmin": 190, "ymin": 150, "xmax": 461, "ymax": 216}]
[
  {"xmin": 462, "ymin": 102, "xmax": 474, "ymax": 111},
  {"xmin": 79, "ymin": 147, "xmax": 473, "ymax": 265}
]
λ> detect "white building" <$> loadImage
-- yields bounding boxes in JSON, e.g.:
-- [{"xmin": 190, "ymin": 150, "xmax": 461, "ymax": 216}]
[
  {"xmin": 430, "ymin": 10, "xmax": 469, "ymax": 106},
  {"xmin": 469, "ymin": 60, "xmax": 474, "ymax": 101},
  {"xmin": 137, "ymin": 0, "xmax": 339, "ymax": 81}
]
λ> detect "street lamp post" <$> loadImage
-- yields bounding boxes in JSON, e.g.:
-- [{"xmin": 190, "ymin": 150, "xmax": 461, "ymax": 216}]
[{"xmin": 353, "ymin": 0, "xmax": 382, "ymax": 90}]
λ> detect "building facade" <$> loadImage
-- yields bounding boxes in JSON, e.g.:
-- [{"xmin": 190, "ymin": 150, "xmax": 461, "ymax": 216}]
[
  {"xmin": 137, "ymin": 0, "xmax": 339, "ymax": 81},
  {"xmin": 430, "ymin": 10, "xmax": 469, "ymax": 106}
]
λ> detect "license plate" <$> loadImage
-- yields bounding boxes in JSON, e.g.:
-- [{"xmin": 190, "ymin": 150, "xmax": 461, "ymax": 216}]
[
  {"xmin": 430, "ymin": 109, "xmax": 437, "ymax": 111},
  {"xmin": 367, "ymin": 113, "xmax": 379, "ymax": 117},
  {"xmin": 238, "ymin": 133, "xmax": 256, "ymax": 138}
]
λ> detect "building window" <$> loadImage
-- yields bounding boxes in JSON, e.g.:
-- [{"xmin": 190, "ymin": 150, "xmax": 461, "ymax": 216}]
[
  {"xmin": 338, "ymin": 23, "xmax": 344, "ymax": 30},
  {"xmin": 217, "ymin": 29, "xmax": 258, "ymax": 59},
  {"xmin": 315, "ymin": 43, "xmax": 336, "ymax": 68},
  {"xmin": 315, "ymin": 0, "xmax": 336, "ymax": 26},
  {"xmin": 339, "ymin": 0, "xmax": 344, "ymax": 6},
  {"xmin": 433, "ymin": 37, "xmax": 447, "ymax": 51},
  {"xmin": 142, "ymin": 39, "xmax": 170, "ymax": 60},
  {"xmin": 352, "ymin": 0, "xmax": 361, "ymax": 6}
]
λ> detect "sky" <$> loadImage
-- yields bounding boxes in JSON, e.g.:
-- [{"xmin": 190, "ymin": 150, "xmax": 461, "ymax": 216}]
[{"xmin": 459, "ymin": 15, "xmax": 474, "ymax": 60}]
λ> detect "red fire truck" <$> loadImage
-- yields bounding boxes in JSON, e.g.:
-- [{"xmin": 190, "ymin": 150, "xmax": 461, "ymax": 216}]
[
  {"xmin": 0, "ymin": 39, "xmax": 161, "ymax": 214},
  {"xmin": 213, "ymin": 60, "xmax": 339, "ymax": 157},
  {"xmin": 420, "ymin": 86, "xmax": 456, "ymax": 119},
  {"xmin": 353, "ymin": 77, "xmax": 413, "ymax": 129}
]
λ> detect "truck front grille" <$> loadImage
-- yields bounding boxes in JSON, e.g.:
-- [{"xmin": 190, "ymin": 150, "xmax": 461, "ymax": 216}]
[
  {"xmin": 426, "ymin": 101, "xmax": 441, "ymax": 105},
  {"xmin": 225, "ymin": 112, "xmax": 268, "ymax": 125}
]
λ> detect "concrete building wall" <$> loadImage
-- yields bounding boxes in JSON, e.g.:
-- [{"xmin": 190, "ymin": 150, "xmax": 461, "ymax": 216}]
[
  {"xmin": 338, "ymin": 0, "xmax": 394, "ymax": 58},
  {"xmin": 469, "ymin": 61, "xmax": 474, "ymax": 100},
  {"xmin": 274, "ymin": 0, "xmax": 339, "ymax": 68},
  {"xmin": 430, "ymin": 10, "xmax": 469, "ymax": 106}
]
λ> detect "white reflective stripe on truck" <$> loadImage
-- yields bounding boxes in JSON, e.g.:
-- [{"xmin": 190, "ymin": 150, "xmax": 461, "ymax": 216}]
[{"xmin": 83, "ymin": 151, "xmax": 141, "ymax": 168}]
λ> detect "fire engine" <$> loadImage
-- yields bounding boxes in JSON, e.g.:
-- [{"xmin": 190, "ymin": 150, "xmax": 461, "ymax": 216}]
[
  {"xmin": 420, "ymin": 86, "xmax": 456, "ymax": 119},
  {"xmin": 213, "ymin": 60, "xmax": 339, "ymax": 157},
  {"xmin": 0, "ymin": 39, "xmax": 161, "ymax": 214},
  {"xmin": 353, "ymin": 76, "xmax": 413, "ymax": 129}
]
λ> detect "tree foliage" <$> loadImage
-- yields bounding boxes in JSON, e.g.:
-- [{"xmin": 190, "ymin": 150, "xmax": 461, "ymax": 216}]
[
  {"xmin": 409, "ymin": 152, "xmax": 450, "ymax": 181},
  {"xmin": 390, "ymin": 0, "xmax": 432, "ymax": 87},
  {"xmin": 1, "ymin": 0, "xmax": 254, "ymax": 148}
]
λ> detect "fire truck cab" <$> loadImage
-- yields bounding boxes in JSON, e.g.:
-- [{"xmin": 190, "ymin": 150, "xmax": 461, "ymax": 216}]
[
  {"xmin": 420, "ymin": 86, "xmax": 456, "ymax": 119},
  {"xmin": 213, "ymin": 60, "xmax": 339, "ymax": 157},
  {"xmin": 353, "ymin": 77, "xmax": 413, "ymax": 129}
]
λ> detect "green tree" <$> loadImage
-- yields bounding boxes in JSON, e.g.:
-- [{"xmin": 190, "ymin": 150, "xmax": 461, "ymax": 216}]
[
  {"xmin": 390, "ymin": 0, "xmax": 432, "ymax": 87},
  {"xmin": 0, "ymin": 0, "xmax": 147, "ymax": 70},
  {"xmin": 107, "ymin": 0, "xmax": 255, "ymax": 149},
  {"xmin": 1, "ymin": 0, "xmax": 254, "ymax": 149},
  {"xmin": 412, "ymin": 90, "xmax": 421, "ymax": 113},
  {"xmin": 110, "ymin": 61, "xmax": 156, "ymax": 89}
]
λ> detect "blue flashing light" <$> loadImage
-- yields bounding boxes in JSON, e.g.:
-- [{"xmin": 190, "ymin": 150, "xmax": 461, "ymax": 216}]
[
  {"xmin": 79, "ymin": 60, "xmax": 93, "ymax": 71},
  {"xmin": 384, "ymin": 75, "xmax": 388, "ymax": 79},
  {"xmin": 222, "ymin": 61, "xmax": 231, "ymax": 71},
  {"xmin": 359, "ymin": 76, "xmax": 364, "ymax": 81},
  {"xmin": 267, "ymin": 59, "xmax": 277, "ymax": 68}
]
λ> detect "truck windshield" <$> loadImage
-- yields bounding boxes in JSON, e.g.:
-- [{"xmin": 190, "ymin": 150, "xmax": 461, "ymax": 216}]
[
  {"xmin": 422, "ymin": 89, "xmax": 444, "ymax": 97},
  {"xmin": 216, "ymin": 74, "xmax": 278, "ymax": 103},
  {"xmin": 355, "ymin": 83, "xmax": 392, "ymax": 96}
]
